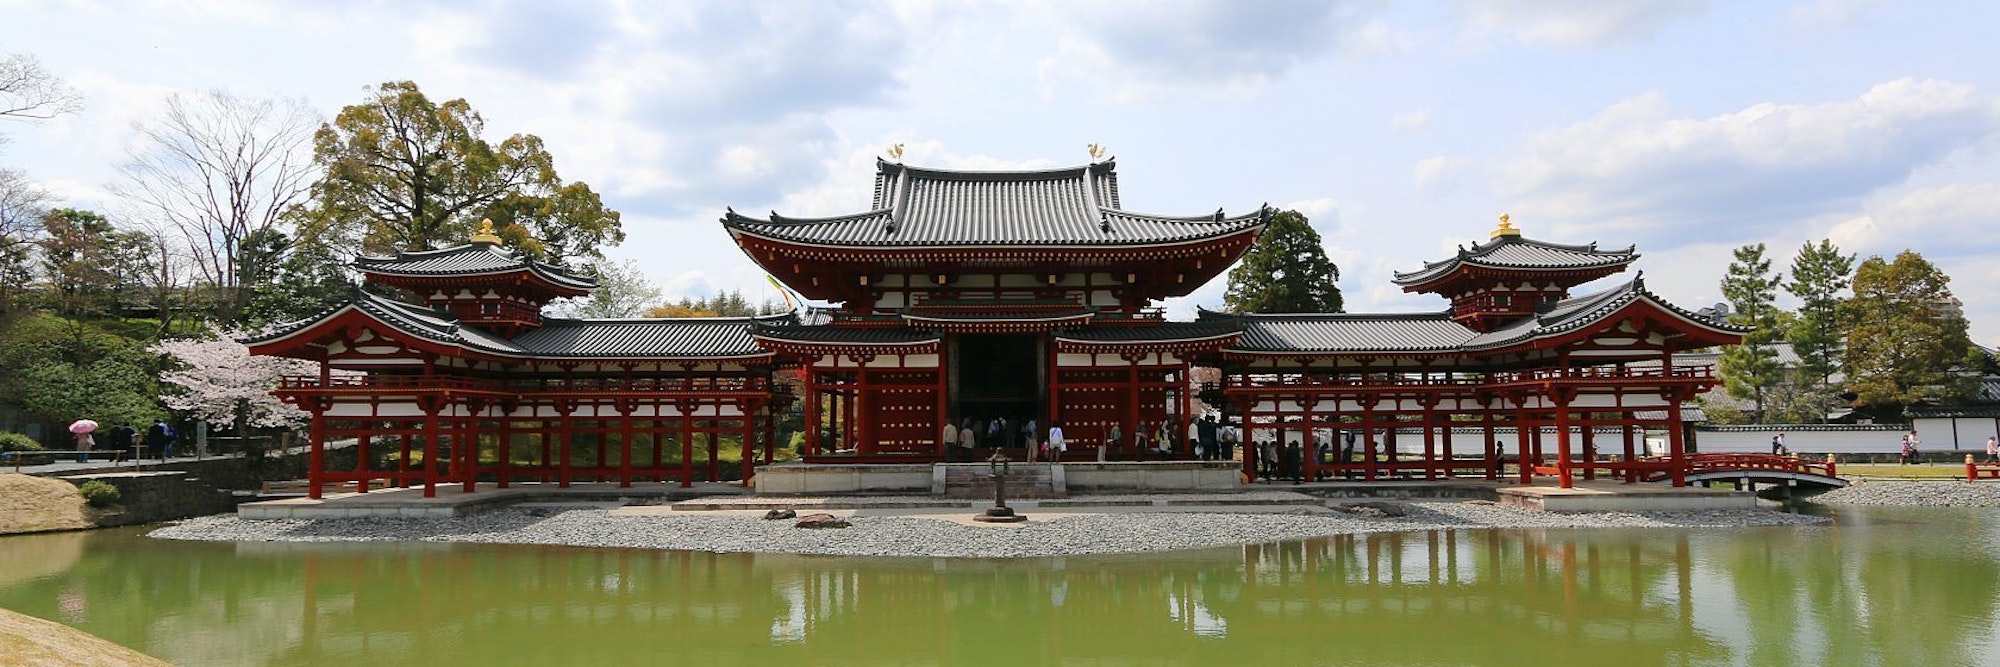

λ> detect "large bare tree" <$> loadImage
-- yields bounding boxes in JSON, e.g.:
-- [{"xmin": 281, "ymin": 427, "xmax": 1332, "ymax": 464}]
[
  {"xmin": 116, "ymin": 92, "xmax": 319, "ymax": 322},
  {"xmin": 0, "ymin": 167, "xmax": 51, "ymax": 311},
  {"xmin": 0, "ymin": 53, "xmax": 81, "ymax": 127}
]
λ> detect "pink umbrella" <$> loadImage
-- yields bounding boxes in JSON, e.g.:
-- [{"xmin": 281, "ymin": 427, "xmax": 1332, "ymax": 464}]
[{"xmin": 68, "ymin": 420, "xmax": 98, "ymax": 434}]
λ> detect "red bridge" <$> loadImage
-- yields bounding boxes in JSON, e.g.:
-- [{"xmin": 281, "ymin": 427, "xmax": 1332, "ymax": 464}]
[{"xmin": 1638, "ymin": 453, "xmax": 1848, "ymax": 488}]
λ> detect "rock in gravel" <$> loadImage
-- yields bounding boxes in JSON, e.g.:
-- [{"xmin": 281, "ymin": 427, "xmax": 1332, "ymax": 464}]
[
  {"xmin": 1334, "ymin": 501, "xmax": 1407, "ymax": 517},
  {"xmin": 763, "ymin": 508, "xmax": 797, "ymax": 520},
  {"xmin": 794, "ymin": 513, "xmax": 849, "ymax": 529}
]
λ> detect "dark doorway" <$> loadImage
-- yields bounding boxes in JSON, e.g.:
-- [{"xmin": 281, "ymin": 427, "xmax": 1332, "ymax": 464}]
[{"xmin": 951, "ymin": 334, "xmax": 1043, "ymax": 432}]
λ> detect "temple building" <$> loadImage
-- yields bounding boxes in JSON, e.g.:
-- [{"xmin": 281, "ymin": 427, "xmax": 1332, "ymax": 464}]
[
  {"xmin": 247, "ymin": 222, "xmax": 791, "ymax": 498},
  {"xmin": 248, "ymin": 156, "xmax": 1745, "ymax": 497}
]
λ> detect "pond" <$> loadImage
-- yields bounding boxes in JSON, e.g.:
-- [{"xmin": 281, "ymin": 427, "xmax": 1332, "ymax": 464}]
[{"xmin": 1, "ymin": 505, "xmax": 1996, "ymax": 666}]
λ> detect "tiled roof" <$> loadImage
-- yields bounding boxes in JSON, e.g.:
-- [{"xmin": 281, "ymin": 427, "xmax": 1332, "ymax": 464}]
[
  {"xmin": 752, "ymin": 325, "xmax": 942, "ymax": 345},
  {"xmin": 247, "ymin": 290, "xmax": 778, "ymax": 359},
  {"xmin": 902, "ymin": 308, "xmax": 1095, "ymax": 323},
  {"xmin": 1213, "ymin": 310, "xmax": 1476, "ymax": 353},
  {"xmin": 514, "ymin": 315, "xmax": 787, "ymax": 358},
  {"xmin": 1208, "ymin": 279, "xmax": 1747, "ymax": 355},
  {"xmin": 354, "ymin": 243, "xmax": 597, "ymax": 290},
  {"xmin": 1054, "ymin": 321, "xmax": 1243, "ymax": 343},
  {"xmin": 722, "ymin": 159, "xmax": 1266, "ymax": 247},
  {"xmin": 1392, "ymin": 235, "xmax": 1636, "ymax": 286}
]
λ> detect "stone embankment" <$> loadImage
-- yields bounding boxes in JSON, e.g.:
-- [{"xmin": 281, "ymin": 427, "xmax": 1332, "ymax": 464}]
[
  {"xmin": 1808, "ymin": 480, "xmax": 2000, "ymax": 507},
  {"xmin": 153, "ymin": 500, "xmax": 1827, "ymax": 559}
]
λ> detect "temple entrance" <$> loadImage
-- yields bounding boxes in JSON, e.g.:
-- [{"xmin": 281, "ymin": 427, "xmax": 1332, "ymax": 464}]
[{"xmin": 950, "ymin": 334, "xmax": 1045, "ymax": 440}]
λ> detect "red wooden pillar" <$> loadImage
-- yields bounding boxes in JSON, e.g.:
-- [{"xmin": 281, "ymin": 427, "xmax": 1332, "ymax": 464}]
[
  {"xmin": 763, "ymin": 411, "xmax": 776, "ymax": 465},
  {"xmin": 539, "ymin": 417, "xmax": 552, "ymax": 485},
  {"xmin": 1514, "ymin": 397, "xmax": 1532, "ymax": 485},
  {"xmin": 354, "ymin": 415, "xmax": 370, "ymax": 494},
  {"xmin": 705, "ymin": 424, "xmax": 719, "ymax": 483},
  {"xmin": 1303, "ymin": 399, "xmax": 1318, "ymax": 483},
  {"xmin": 678, "ymin": 407, "xmax": 694, "ymax": 488},
  {"xmin": 805, "ymin": 368, "xmax": 822, "ymax": 456},
  {"xmin": 1125, "ymin": 361, "xmax": 1141, "ymax": 458},
  {"xmin": 1554, "ymin": 390, "xmax": 1574, "ymax": 489},
  {"xmin": 422, "ymin": 399, "xmax": 441, "ymax": 498},
  {"xmin": 1481, "ymin": 396, "xmax": 1497, "ymax": 480},
  {"xmin": 618, "ymin": 402, "xmax": 635, "ymax": 488},
  {"xmin": 740, "ymin": 404, "xmax": 757, "ymax": 486},
  {"xmin": 498, "ymin": 408, "xmax": 513, "ymax": 490},
  {"xmin": 936, "ymin": 339, "xmax": 950, "ymax": 458},
  {"xmin": 1667, "ymin": 399, "xmax": 1688, "ymax": 487},
  {"xmin": 399, "ymin": 432, "xmax": 412, "ymax": 488},
  {"xmin": 1362, "ymin": 399, "xmax": 1378, "ymax": 481},
  {"xmin": 1581, "ymin": 414, "xmax": 1597, "ymax": 481},
  {"xmin": 557, "ymin": 401, "xmax": 574, "ymax": 489},
  {"xmin": 1622, "ymin": 420, "xmax": 1637, "ymax": 484},
  {"xmin": 856, "ymin": 364, "xmax": 875, "ymax": 455},
  {"xmin": 460, "ymin": 403, "xmax": 477, "ymax": 494},
  {"xmin": 1421, "ymin": 397, "xmax": 1438, "ymax": 481},
  {"xmin": 307, "ymin": 405, "xmax": 326, "ymax": 499}
]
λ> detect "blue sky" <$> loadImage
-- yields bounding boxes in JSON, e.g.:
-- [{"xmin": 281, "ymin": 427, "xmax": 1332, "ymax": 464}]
[{"xmin": 4, "ymin": 0, "xmax": 1999, "ymax": 344}]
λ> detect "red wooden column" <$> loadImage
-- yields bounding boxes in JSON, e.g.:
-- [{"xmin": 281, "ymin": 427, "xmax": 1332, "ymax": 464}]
[
  {"xmin": 678, "ymin": 405, "xmax": 694, "ymax": 488},
  {"xmin": 1622, "ymin": 419, "xmax": 1637, "ymax": 483},
  {"xmin": 617, "ymin": 400, "xmax": 635, "ymax": 488},
  {"xmin": 556, "ymin": 400, "xmax": 574, "ymax": 489},
  {"xmin": 936, "ymin": 339, "xmax": 950, "ymax": 458},
  {"xmin": 497, "ymin": 404, "xmax": 514, "ymax": 490},
  {"xmin": 354, "ymin": 414, "xmax": 370, "ymax": 494},
  {"xmin": 1481, "ymin": 395, "xmax": 1497, "ymax": 480},
  {"xmin": 1421, "ymin": 395, "xmax": 1439, "ymax": 481},
  {"xmin": 804, "ymin": 366, "xmax": 822, "ymax": 456},
  {"xmin": 1046, "ymin": 337, "xmax": 1062, "ymax": 429},
  {"xmin": 763, "ymin": 410, "xmax": 777, "ymax": 465},
  {"xmin": 705, "ymin": 424, "xmax": 719, "ymax": 482},
  {"xmin": 1302, "ymin": 398, "xmax": 1318, "ymax": 482},
  {"xmin": 740, "ymin": 403, "xmax": 757, "ymax": 486},
  {"xmin": 1580, "ymin": 414, "xmax": 1597, "ymax": 481},
  {"xmin": 1362, "ymin": 398, "xmax": 1378, "ymax": 482},
  {"xmin": 307, "ymin": 404, "xmax": 326, "ymax": 499},
  {"xmin": 1553, "ymin": 389, "xmax": 1574, "ymax": 489},
  {"xmin": 1667, "ymin": 398, "xmax": 1688, "ymax": 487},
  {"xmin": 422, "ymin": 398, "xmax": 441, "ymax": 498},
  {"xmin": 1124, "ymin": 359, "xmax": 1142, "ymax": 459},
  {"xmin": 460, "ymin": 400, "xmax": 478, "ymax": 493},
  {"xmin": 1514, "ymin": 396, "xmax": 1532, "ymax": 485}
]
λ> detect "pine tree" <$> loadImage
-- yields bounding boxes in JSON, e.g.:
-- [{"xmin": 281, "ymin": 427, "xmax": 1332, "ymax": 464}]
[
  {"xmin": 1222, "ymin": 209, "xmax": 1342, "ymax": 314},
  {"xmin": 1785, "ymin": 239, "xmax": 1856, "ymax": 388},
  {"xmin": 1718, "ymin": 243, "xmax": 1785, "ymax": 422}
]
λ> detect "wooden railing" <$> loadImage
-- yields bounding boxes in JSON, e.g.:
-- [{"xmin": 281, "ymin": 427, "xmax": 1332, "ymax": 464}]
[
  {"xmin": 1640, "ymin": 452, "xmax": 1839, "ymax": 480},
  {"xmin": 276, "ymin": 375, "xmax": 769, "ymax": 394},
  {"xmin": 1967, "ymin": 455, "xmax": 2000, "ymax": 481}
]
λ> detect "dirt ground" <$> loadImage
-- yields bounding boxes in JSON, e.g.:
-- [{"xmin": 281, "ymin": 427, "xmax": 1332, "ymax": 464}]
[
  {"xmin": 0, "ymin": 473, "xmax": 94, "ymax": 535},
  {"xmin": 0, "ymin": 607, "xmax": 170, "ymax": 667}
]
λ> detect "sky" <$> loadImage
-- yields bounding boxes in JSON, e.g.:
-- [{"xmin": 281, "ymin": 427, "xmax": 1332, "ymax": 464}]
[{"xmin": 4, "ymin": 0, "xmax": 1999, "ymax": 344}]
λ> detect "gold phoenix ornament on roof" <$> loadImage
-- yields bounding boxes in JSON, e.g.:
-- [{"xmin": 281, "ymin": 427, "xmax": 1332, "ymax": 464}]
[
  {"xmin": 1088, "ymin": 143, "xmax": 1107, "ymax": 162},
  {"xmin": 887, "ymin": 144, "xmax": 904, "ymax": 162}
]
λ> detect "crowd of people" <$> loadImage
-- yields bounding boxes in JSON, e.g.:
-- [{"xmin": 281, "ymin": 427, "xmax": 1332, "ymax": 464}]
[
  {"xmin": 936, "ymin": 414, "xmax": 1245, "ymax": 463},
  {"xmin": 67, "ymin": 419, "xmax": 179, "ymax": 463}
]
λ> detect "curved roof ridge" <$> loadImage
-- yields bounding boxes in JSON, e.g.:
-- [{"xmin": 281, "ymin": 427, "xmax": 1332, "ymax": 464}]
[
  {"xmin": 879, "ymin": 158, "xmax": 1110, "ymax": 181},
  {"xmin": 1231, "ymin": 310, "xmax": 1457, "ymax": 320},
  {"xmin": 1101, "ymin": 205, "xmax": 1267, "ymax": 225},
  {"xmin": 725, "ymin": 207, "xmax": 894, "ymax": 227},
  {"xmin": 543, "ymin": 312, "xmax": 795, "ymax": 325}
]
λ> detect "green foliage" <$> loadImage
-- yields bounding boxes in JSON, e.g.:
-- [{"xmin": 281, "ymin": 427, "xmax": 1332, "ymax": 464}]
[
  {"xmin": 1222, "ymin": 209, "xmax": 1342, "ymax": 314},
  {"xmin": 1718, "ymin": 243, "xmax": 1786, "ymax": 422},
  {"xmin": 77, "ymin": 480, "xmax": 120, "ymax": 508},
  {"xmin": 1785, "ymin": 239, "xmax": 1856, "ymax": 388},
  {"xmin": 303, "ymin": 80, "xmax": 623, "ymax": 264},
  {"xmin": 645, "ymin": 288, "xmax": 779, "ymax": 318},
  {"xmin": 239, "ymin": 227, "xmax": 353, "ymax": 326},
  {"xmin": 36, "ymin": 208, "xmax": 152, "ymax": 318},
  {"xmin": 0, "ymin": 313, "xmax": 164, "ymax": 425},
  {"xmin": 0, "ymin": 431, "xmax": 40, "ymax": 452},
  {"xmin": 1842, "ymin": 250, "xmax": 1976, "ymax": 417}
]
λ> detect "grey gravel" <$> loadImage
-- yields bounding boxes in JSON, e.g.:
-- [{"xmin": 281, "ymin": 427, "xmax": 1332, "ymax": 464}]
[
  {"xmin": 150, "ymin": 502, "xmax": 1828, "ymax": 559},
  {"xmin": 1808, "ymin": 480, "xmax": 2000, "ymax": 507}
]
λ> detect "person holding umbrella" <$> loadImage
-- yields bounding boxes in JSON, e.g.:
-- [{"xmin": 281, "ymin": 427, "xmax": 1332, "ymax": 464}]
[{"xmin": 69, "ymin": 419, "xmax": 98, "ymax": 463}]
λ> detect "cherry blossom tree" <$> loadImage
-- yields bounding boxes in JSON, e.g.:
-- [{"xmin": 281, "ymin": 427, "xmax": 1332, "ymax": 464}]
[{"xmin": 151, "ymin": 326, "xmax": 317, "ymax": 430}]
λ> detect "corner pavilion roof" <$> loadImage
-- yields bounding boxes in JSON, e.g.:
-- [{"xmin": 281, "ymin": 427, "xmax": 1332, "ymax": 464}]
[
  {"xmin": 721, "ymin": 159, "xmax": 1267, "ymax": 248},
  {"xmin": 1392, "ymin": 233, "xmax": 1637, "ymax": 289},
  {"xmin": 1207, "ymin": 277, "xmax": 1746, "ymax": 355},
  {"xmin": 354, "ymin": 242, "xmax": 598, "ymax": 292},
  {"xmin": 245, "ymin": 289, "xmax": 781, "ymax": 360}
]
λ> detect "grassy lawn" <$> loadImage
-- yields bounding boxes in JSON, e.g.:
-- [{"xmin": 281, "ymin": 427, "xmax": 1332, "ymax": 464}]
[{"xmin": 1839, "ymin": 463, "xmax": 1979, "ymax": 479}]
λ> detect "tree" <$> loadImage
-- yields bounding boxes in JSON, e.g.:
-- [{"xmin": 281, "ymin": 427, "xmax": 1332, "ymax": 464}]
[
  {"xmin": 0, "ymin": 167, "xmax": 50, "ymax": 311},
  {"xmin": 0, "ymin": 314, "xmax": 163, "ymax": 428},
  {"xmin": 239, "ymin": 227, "xmax": 354, "ymax": 326},
  {"xmin": 152, "ymin": 327, "xmax": 320, "ymax": 431},
  {"xmin": 1785, "ymin": 239, "xmax": 1856, "ymax": 388},
  {"xmin": 1842, "ymin": 251, "xmax": 1978, "ymax": 417},
  {"xmin": 1222, "ymin": 209, "xmax": 1342, "ymax": 313},
  {"xmin": 0, "ymin": 53, "xmax": 81, "ymax": 128},
  {"xmin": 1717, "ymin": 243, "xmax": 1785, "ymax": 422},
  {"xmin": 115, "ymin": 92, "xmax": 320, "ymax": 323},
  {"xmin": 644, "ymin": 289, "xmax": 780, "ymax": 318},
  {"xmin": 546, "ymin": 259, "xmax": 660, "ymax": 319},
  {"xmin": 37, "ymin": 208, "xmax": 149, "ymax": 318},
  {"xmin": 303, "ymin": 81, "xmax": 623, "ymax": 263}
]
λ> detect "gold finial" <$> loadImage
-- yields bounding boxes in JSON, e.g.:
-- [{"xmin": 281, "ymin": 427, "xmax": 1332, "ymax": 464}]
[
  {"xmin": 1088, "ymin": 142, "xmax": 1107, "ymax": 162},
  {"xmin": 1491, "ymin": 213, "xmax": 1520, "ymax": 239},
  {"xmin": 471, "ymin": 218, "xmax": 503, "ymax": 245},
  {"xmin": 887, "ymin": 143, "xmax": 904, "ymax": 162}
]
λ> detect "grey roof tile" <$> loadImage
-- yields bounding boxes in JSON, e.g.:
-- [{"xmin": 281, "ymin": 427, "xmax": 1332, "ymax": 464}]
[
  {"xmin": 355, "ymin": 244, "xmax": 597, "ymax": 290},
  {"xmin": 1055, "ymin": 321, "xmax": 1243, "ymax": 343},
  {"xmin": 752, "ymin": 325, "xmax": 941, "ymax": 345},
  {"xmin": 1393, "ymin": 235, "xmax": 1636, "ymax": 286},
  {"xmin": 512, "ymin": 316, "xmax": 781, "ymax": 358},
  {"xmin": 723, "ymin": 160, "xmax": 1265, "ymax": 247},
  {"xmin": 1215, "ymin": 311, "xmax": 1476, "ymax": 353}
]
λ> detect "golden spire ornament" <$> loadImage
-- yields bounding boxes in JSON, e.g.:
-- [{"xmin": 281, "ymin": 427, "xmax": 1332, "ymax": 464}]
[
  {"xmin": 471, "ymin": 218, "xmax": 503, "ymax": 245},
  {"xmin": 1490, "ymin": 213, "xmax": 1521, "ymax": 239}
]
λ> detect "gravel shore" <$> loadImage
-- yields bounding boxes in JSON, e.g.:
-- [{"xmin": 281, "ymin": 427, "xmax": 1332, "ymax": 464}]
[
  {"xmin": 1808, "ymin": 480, "xmax": 2000, "ymax": 507},
  {"xmin": 150, "ymin": 501, "xmax": 1827, "ymax": 559}
]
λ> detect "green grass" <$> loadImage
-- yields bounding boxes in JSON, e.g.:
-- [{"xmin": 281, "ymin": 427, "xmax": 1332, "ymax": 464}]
[{"xmin": 1840, "ymin": 463, "xmax": 1980, "ymax": 479}]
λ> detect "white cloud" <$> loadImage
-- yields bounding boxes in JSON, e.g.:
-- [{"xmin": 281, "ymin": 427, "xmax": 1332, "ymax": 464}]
[
  {"xmin": 1459, "ymin": 0, "xmax": 1707, "ymax": 47},
  {"xmin": 1501, "ymin": 79, "xmax": 2000, "ymax": 240},
  {"xmin": 1391, "ymin": 108, "xmax": 1431, "ymax": 133},
  {"xmin": 1414, "ymin": 156, "xmax": 1474, "ymax": 196},
  {"xmin": 1040, "ymin": 0, "xmax": 1390, "ymax": 102},
  {"xmin": 1283, "ymin": 197, "xmax": 1340, "ymax": 222}
]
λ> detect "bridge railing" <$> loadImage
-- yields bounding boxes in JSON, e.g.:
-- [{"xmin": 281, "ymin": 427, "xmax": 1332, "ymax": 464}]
[
  {"xmin": 1967, "ymin": 455, "xmax": 2000, "ymax": 481},
  {"xmin": 1640, "ymin": 452, "xmax": 1839, "ymax": 480}
]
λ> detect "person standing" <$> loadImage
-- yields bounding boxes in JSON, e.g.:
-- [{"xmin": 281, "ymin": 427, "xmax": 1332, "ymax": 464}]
[
  {"xmin": 107, "ymin": 423, "xmax": 136, "ymax": 459},
  {"xmin": 1048, "ymin": 421, "xmax": 1066, "ymax": 461},
  {"xmin": 942, "ymin": 420, "xmax": 959, "ymax": 463},
  {"xmin": 1771, "ymin": 432, "xmax": 1787, "ymax": 456},
  {"xmin": 149, "ymin": 419, "xmax": 175, "ymax": 460},
  {"xmin": 1197, "ymin": 415, "xmax": 1219, "ymax": 462},
  {"xmin": 73, "ymin": 429, "xmax": 94, "ymax": 463},
  {"xmin": 1899, "ymin": 432, "xmax": 1917, "ymax": 465},
  {"xmin": 1986, "ymin": 436, "xmax": 1998, "ymax": 463},
  {"xmin": 1102, "ymin": 422, "xmax": 1119, "ymax": 463},
  {"xmin": 959, "ymin": 418, "xmax": 976, "ymax": 458}
]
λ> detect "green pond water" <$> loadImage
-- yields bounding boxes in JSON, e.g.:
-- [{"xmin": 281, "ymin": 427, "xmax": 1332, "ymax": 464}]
[{"xmin": 1, "ymin": 506, "xmax": 1998, "ymax": 666}]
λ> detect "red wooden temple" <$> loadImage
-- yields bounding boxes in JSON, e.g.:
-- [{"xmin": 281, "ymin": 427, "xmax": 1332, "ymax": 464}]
[
  {"xmin": 248, "ymin": 158, "xmax": 1745, "ymax": 497},
  {"xmin": 248, "ymin": 222, "xmax": 791, "ymax": 498}
]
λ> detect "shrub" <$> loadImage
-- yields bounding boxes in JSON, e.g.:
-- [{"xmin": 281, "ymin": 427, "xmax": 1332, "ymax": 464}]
[
  {"xmin": 0, "ymin": 431, "xmax": 41, "ymax": 452},
  {"xmin": 77, "ymin": 480, "xmax": 121, "ymax": 508}
]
